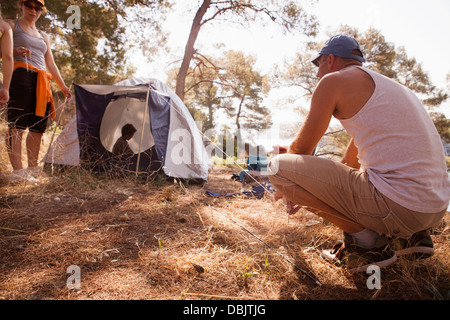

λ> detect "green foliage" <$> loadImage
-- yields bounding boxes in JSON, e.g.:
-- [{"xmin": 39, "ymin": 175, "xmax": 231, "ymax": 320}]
[
  {"xmin": 169, "ymin": 54, "xmax": 226, "ymax": 132},
  {"xmin": 218, "ymin": 50, "xmax": 272, "ymax": 131},
  {"xmin": 168, "ymin": 50, "xmax": 272, "ymax": 133},
  {"xmin": 0, "ymin": 0, "xmax": 169, "ymax": 84},
  {"xmin": 274, "ymin": 40, "xmax": 321, "ymax": 97},
  {"xmin": 175, "ymin": 0, "xmax": 318, "ymax": 101},
  {"xmin": 430, "ymin": 112, "xmax": 450, "ymax": 143}
]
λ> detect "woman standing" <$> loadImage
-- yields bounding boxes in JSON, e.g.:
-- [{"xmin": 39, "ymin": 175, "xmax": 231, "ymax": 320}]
[{"xmin": 6, "ymin": 0, "xmax": 71, "ymax": 182}]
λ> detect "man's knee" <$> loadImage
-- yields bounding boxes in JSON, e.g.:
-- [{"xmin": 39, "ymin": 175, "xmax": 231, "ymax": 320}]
[
  {"xmin": 268, "ymin": 155, "xmax": 281, "ymax": 176},
  {"xmin": 268, "ymin": 154, "xmax": 302, "ymax": 187}
]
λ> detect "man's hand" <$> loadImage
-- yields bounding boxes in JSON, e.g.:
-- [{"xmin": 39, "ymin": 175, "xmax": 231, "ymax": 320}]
[
  {"xmin": 286, "ymin": 200, "xmax": 301, "ymax": 215},
  {"xmin": 274, "ymin": 189, "xmax": 284, "ymax": 202},
  {"xmin": 274, "ymin": 189, "xmax": 301, "ymax": 215}
]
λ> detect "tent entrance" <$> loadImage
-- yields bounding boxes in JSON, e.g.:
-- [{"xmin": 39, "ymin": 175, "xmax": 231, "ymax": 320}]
[{"xmin": 99, "ymin": 95, "xmax": 155, "ymax": 155}]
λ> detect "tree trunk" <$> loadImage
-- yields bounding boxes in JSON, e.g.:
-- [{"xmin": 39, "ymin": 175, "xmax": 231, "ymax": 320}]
[
  {"xmin": 175, "ymin": 0, "xmax": 211, "ymax": 101},
  {"xmin": 235, "ymin": 95, "xmax": 246, "ymax": 130}
]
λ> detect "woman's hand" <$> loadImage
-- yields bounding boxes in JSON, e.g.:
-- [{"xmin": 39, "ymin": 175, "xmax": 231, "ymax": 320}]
[
  {"xmin": 0, "ymin": 88, "xmax": 9, "ymax": 106},
  {"xmin": 14, "ymin": 46, "xmax": 31, "ymax": 57},
  {"xmin": 61, "ymin": 85, "xmax": 72, "ymax": 99}
]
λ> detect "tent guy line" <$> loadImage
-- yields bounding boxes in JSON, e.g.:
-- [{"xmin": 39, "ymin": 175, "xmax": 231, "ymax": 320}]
[
  {"xmin": 39, "ymin": 79, "xmax": 322, "ymax": 286},
  {"xmin": 169, "ymin": 97, "xmax": 324, "ymax": 286},
  {"xmin": 169, "ymin": 98, "xmax": 275, "ymax": 191},
  {"xmin": 200, "ymin": 200, "xmax": 323, "ymax": 287},
  {"xmin": 37, "ymin": 76, "xmax": 323, "ymax": 287}
]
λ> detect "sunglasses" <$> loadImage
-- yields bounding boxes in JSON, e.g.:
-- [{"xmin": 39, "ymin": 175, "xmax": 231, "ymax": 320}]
[{"xmin": 23, "ymin": 2, "xmax": 44, "ymax": 12}]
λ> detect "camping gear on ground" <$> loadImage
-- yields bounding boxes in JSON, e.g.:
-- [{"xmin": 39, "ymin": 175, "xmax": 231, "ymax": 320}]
[
  {"xmin": 238, "ymin": 154, "xmax": 270, "ymax": 183},
  {"xmin": 206, "ymin": 181, "xmax": 274, "ymax": 200},
  {"xmin": 43, "ymin": 77, "xmax": 210, "ymax": 181}
]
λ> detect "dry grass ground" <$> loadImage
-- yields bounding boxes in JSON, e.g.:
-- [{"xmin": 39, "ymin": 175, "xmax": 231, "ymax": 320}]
[{"xmin": 0, "ymin": 124, "xmax": 449, "ymax": 301}]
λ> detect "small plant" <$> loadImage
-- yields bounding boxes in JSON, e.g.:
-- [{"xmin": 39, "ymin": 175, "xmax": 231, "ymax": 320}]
[
  {"xmin": 262, "ymin": 247, "xmax": 270, "ymax": 275},
  {"xmin": 154, "ymin": 227, "xmax": 167, "ymax": 257},
  {"xmin": 236, "ymin": 255, "xmax": 260, "ymax": 288},
  {"xmin": 157, "ymin": 237, "xmax": 162, "ymax": 250},
  {"xmin": 242, "ymin": 265, "xmax": 259, "ymax": 288}
]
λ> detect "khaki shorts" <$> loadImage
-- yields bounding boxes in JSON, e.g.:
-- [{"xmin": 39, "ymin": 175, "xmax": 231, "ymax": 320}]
[{"xmin": 268, "ymin": 154, "xmax": 446, "ymax": 239}]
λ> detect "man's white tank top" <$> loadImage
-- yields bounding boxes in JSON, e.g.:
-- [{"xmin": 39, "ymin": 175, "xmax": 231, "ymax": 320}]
[{"xmin": 339, "ymin": 67, "xmax": 449, "ymax": 213}]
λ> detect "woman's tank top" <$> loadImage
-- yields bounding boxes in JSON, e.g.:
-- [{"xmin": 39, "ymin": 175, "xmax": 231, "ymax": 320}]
[{"xmin": 13, "ymin": 19, "xmax": 47, "ymax": 70}]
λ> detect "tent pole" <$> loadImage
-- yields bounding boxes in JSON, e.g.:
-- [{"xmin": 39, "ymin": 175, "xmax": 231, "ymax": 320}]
[
  {"xmin": 136, "ymin": 85, "xmax": 151, "ymax": 176},
  {"xmin": 43, "ymin": 94, "xmax": 70, "ymax": 176}
]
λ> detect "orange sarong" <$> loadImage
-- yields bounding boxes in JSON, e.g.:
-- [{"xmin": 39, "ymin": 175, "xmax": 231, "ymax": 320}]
[{"xmin": 13, "ymin": 61, "xmax": 55, "ymax": 119}]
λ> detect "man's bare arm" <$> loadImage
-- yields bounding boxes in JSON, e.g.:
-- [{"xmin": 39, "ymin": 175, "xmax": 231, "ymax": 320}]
[{"xmin": 288, "ymin": 74, "xmax": 338, "ymax": 155}]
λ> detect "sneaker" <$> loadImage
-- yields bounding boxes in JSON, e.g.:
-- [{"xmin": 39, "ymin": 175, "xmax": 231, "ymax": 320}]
[
  {"xmin": 9, "ymin": 169, "xmax": 40, "ymax": 184},
  {"xmin": 321, "ymin": 233, "xmax": 397, "ymax": 273},
  {"xmin": 391, "ymin": 230, "xmax": 434, "ymax": 259},
  {"xmin": 27, "ymin": 166, "xmax": 48, "ymax": 179}
]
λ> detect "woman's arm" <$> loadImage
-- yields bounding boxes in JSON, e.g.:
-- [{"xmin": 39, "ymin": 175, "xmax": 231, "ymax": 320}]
[
  {"xmin": 4, "ymin": 19, "xmax": 31, "ymax": 58},
  {"xmin": 42, "ymin": 31, "xmax": 71, "ymax": 98},
  {"xmin": 0, "ymin": 20, "xmax": 13, "ymax": 105}
]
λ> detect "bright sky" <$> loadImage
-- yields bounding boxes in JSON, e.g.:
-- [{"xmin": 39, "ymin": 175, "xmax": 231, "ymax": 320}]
[
  {"xmin": 139, "ymin": 0, "xmax": 450, "ymax": 87},
  {"xmin": 133, "ymin": 0, "xmax": 450, "ymax": 145},
  {"xmin": 312, "ymin": 0, "xmax": 450, "ymax": 89},
  {"xmin": 312, "ymin": 0, "xmax": 450, "ymax": 119}
]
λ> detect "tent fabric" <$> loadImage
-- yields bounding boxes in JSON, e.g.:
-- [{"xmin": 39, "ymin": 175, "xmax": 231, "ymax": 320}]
[
  {"xmin": 148, "ymin": 89, "xmax": 171, "ymax": 164},
  {"xmin": 140, "ymin": 79, "xmax": 210, "ymax": 180},
  {"xmin": 43, "ymin": 77, "xmax": 210, "ymax": 181},
  {"xmin": 44, "ymin": 116, "xmax": 80, "ymax": 166}
]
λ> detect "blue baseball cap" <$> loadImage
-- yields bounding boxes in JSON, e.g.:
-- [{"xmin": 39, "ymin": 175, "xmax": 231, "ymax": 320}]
[{"xmin": 311, "ymin": 35, "xmax": 366, "ymax": 66}]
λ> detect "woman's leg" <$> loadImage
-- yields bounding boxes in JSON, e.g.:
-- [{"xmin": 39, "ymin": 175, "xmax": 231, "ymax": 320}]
[
  {"xmin": 6, "ymin": 128, "xmax": 24, "ymax": 171},
  {"xmin": 26, "ymin": 131, "xmax": 43, "ymax": 168}
]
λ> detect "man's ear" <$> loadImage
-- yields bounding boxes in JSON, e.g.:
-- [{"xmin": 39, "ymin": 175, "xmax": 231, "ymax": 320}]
[{"xmin": 327, "ymin": 54, "xmax": 336, "ymax": 69}]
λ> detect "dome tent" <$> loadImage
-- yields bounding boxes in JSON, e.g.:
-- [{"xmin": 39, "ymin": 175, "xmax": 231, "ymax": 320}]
[{"xmin": 43, "ymin": 77, "xmax": 210, "ymax": 181}]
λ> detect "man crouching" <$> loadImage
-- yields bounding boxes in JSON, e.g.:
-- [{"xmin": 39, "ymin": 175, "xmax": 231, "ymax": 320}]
[{"xmin": 269, "ymin": 35, "xmax": 449, "ymax": 273}]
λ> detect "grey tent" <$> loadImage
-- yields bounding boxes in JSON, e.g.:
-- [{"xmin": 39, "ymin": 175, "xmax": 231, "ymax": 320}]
[{"xmin": 43, "ymin": 77, "xmax": 210, "ymax": 181}]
